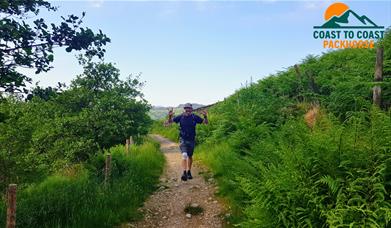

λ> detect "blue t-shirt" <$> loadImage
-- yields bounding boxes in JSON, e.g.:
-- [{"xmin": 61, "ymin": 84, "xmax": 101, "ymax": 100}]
[{"xmin": 173, "ymin": 114, "xmax": 203, "ymax": 141}]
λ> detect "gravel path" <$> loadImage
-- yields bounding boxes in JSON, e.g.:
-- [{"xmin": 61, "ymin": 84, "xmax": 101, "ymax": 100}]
[{"xmin": 125, "ymin": 134, "xmax": 227, "ymax": 228}]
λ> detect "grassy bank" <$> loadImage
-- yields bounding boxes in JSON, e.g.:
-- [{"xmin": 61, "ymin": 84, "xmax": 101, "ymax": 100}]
[
  {"xmin": 0, "ymin": 139, "xmax": 164, "ymax": 227},
  {"xmin": 151, "ymin": 120, "xmax": 179, "ymax": 142},
  {"xmin": 154, "ymin": 33, "xmax": 391, "ymax": 227},
  {"xmin": 195, "ymin": 108, "xmax": 391, "ymax": 227}
]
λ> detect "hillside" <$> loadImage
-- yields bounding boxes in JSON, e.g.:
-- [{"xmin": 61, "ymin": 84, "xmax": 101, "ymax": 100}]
[{"xmin": 155, "ymin": 32, "xmax": 391, "ymax": 227}]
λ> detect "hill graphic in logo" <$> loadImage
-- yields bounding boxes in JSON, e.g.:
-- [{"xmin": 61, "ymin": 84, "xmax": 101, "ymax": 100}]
[{"xmin": 314, "ymin": 2, "xmax": 384, "ymax": 29}]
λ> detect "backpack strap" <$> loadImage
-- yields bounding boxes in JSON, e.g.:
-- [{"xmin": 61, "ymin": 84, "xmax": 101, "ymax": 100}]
[{"xmin": 180, "ymin": 113, "xmax": 196, "ymax": 124}]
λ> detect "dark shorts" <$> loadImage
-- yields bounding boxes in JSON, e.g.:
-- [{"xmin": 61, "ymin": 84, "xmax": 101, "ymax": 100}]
[{"xmin": 179, "ymin": 138, "xmax": 195, "ymax": 157}]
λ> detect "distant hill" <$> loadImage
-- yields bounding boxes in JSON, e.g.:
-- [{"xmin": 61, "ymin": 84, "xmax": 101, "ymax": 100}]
[
  {"xmin": 149, "ymin": 103, "xmax": 206, "ymax": 120},
  {"xmin": 177, "ymin": 103, "xmax": 205, "ymax": 109}
]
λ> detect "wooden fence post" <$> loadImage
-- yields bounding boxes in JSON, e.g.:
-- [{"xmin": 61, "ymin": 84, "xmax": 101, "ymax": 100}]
[
  {"xmin": 104, "ymin": 154, "xmax": 111, "ymax": 186},
  {"xmin": 373, "ymin": 47, "xmax": 383, "ymax": 107},
  {"xmin": 125, "ymin": 139, "xmax": 130, "ymax": 155},
  {"xmin": 6, "ymin": 184, "xmax": 17, "ymax": 228},
  {"xmin": 129, "ymin": 136, "xmax": 134, "ymax": 146}
]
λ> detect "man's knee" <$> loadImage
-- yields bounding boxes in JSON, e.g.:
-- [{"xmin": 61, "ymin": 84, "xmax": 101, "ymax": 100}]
[{"xmin": 182, "ymin": 152, "xmax": 188, "ymax": 160}]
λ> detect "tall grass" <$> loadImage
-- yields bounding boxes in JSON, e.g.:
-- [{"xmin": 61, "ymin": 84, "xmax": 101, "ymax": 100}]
[
  {"xmin": 151, "ymin": 120, "xmax": 179, "ymax": 142},
  {"xmin": 0, "ymin": 139, "xmax": 164, "ymax": 227}
]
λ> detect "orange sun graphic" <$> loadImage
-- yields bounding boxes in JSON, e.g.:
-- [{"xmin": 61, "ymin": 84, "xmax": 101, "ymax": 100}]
[{"xmin": 324, "ymin": 2, "xmax": 350, "ymax": 21}]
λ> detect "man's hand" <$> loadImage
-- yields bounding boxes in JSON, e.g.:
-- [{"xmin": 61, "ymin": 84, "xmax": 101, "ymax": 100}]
[
  {"xmin": 201, "ymin": 110, "xmax": 209, "ymax": 124},
  {"xmin": 168, "ymin": 108, "xmax": 174, "ymax": 118},
  {"xmin": 164, "ymin": 108, "xmax": 174, "ymax": 127}
]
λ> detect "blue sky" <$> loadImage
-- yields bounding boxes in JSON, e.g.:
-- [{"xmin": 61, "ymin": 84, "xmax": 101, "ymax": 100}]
[{"xmin": 23, "ymin": 0, "xmax": 391, "ymax": 106}]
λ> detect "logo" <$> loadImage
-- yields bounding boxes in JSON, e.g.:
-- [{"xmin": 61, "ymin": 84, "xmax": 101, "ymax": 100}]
[{"xmin": 313, "ymin": 2, "xmax": 385, "ymax": 49}]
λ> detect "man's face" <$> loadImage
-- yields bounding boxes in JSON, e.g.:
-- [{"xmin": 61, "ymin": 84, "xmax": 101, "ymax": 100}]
[{"xmin": 184, "ymin": 107, "xmax": 193, "ymax": 115}]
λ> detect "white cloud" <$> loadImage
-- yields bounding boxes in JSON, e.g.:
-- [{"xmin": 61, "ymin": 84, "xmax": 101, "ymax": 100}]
[
  {"xmin": 89, "ymin": 0, "xmax": 104, "ymax": 8},
  {"xmin": 302, "ymin": 0, "xmax": 332, "ymax": 11}
]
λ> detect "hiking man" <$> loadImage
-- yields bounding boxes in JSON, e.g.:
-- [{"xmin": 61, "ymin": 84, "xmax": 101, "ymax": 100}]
[{"xmin": 165, "ymin": 103, "xmax": 208, "ymax": 181}]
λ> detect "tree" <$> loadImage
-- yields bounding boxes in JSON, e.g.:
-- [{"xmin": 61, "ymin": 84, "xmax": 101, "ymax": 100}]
[
  {"xmin": 67, "ymin": 57, "xmax": 151, "ymax": 149},
  {"xmin": 0, "ymin": 58, "xmax": 152, "ymax": 188},
  {"xmin": 0, "ymin": 0, "xmax": 110, "ymax": 94},
  {"xmin": 72, "ymin": 56, "xmax": 145, "ymax": 99},
  {"xmin": 26, "ymin": 82, "xmax": 66, "ymax": 101}
]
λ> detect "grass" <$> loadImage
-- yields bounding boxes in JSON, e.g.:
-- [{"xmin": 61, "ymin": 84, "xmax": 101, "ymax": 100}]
[
  {"xmin": 194, "ymin": 141, "xmax": 254, "ymax": 225},
  {"xmin": 184, "ymin": 204, "xmax": 204, "ymax": 215},
  {"xmin": 151, "ymin": 120, "xmax": 179, "ymax": 142},
  {"xmin": 0, "ymin": 139, "xmax": 165, "ymax": 228}
]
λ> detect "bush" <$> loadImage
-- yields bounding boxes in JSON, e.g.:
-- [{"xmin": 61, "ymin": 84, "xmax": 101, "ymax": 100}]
[
  {"xmin": 0, "ymin": 140, "xmax": 164, "ymax": 227},
  {"xmin": 0, "ymin": 61, "xmax": 152, "ymax": 191}
]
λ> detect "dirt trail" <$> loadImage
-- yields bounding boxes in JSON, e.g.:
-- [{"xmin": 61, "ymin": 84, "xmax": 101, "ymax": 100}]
[{"xmin": 126, "ymin": 134, "xmax": 227, "ymax": 228}]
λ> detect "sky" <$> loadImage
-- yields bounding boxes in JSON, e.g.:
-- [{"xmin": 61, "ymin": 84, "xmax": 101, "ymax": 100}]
[{"xmin": 20, "ymin": 0, "xmax": 391, "ymax": 107}]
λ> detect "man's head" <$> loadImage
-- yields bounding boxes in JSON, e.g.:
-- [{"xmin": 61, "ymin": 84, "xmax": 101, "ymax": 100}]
[{"xmin": 183, "ymin": 103, "xmax": 193, "ymax": 116}]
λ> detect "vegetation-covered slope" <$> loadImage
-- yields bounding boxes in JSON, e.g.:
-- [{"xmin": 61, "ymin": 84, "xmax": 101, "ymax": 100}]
[{"xmin": 157, "ymin": 32, "xmax": 391, "ymax": 227}]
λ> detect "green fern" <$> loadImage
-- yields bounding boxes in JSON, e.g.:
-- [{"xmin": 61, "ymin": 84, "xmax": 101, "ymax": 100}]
[{"xmin": 317, "ymin": 175, "xmax": 341, "ymax": 195}]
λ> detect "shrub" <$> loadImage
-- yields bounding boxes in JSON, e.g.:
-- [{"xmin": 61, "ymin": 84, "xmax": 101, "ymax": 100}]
[{"xmin": 0, "ymin": 140, "xmax": 164, "ymax": 227}]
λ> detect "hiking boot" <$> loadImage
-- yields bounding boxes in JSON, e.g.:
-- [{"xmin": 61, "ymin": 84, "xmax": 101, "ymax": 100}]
[
  {"xmin": 187, "ymin": 170, "xmax": 193, "ymax": 180},
  {"xmin": 181, "ymin": 172, "xmax": 188, "ymax": 181}
]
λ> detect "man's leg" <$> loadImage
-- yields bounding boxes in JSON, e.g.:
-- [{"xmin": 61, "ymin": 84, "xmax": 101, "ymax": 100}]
[
  {"xmin": 187, "ymin": 141, "xmax": 195, "ymax": 171},
  {"xmin": 181, "ymin": 154, "xmax": 189, "ymax": 181},
  {"xmin": 187, "ymin": 157, "xmax": 193, "ymax": 171},
  {"xmin": 186, "ymin": 141, "xmax": 195, "ymax": 179},
  {"xmin": 182, "ymin": 157, "xmax": 188, "ymax": 170},
  {"xmin": 179, "ymin": 139, "xmax": 189, "ymax": 181},
  {"xmin": 186, "ymin": 157, "xmax": 193, "ymax": 179}
]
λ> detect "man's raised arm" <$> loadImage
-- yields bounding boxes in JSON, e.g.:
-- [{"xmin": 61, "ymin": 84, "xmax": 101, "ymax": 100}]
[
  {"xmin": 201, "ymin": 110, "xmax": 209, "ymax": 124},
  {"xmin": 164, "ymin": 108, "xmax": 175, "ymax": 127}
]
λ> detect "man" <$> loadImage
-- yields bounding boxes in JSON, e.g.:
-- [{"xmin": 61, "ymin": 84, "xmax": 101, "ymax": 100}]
[{"xmin": 165, "ymin": 103, "xmax": 208, "ymax": 181}]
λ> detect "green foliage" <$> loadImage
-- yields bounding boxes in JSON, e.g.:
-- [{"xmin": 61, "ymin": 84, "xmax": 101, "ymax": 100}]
[
  {"xmin": 195, "ymin": 108, "xmax": 391, "ymax": 227},
  {"xmin": 0, "ymin": 59, "xmax": 151, "ymax": 190},
  {"xmin": 0, "ymin": 140, "xmax": 164, "ymax": 227},
  {"xmin": 170, "ymin": 32, "xmax": 391, "ymax": 227},
  {"xmin": 151, "ymin": 120, "xmax": 179, "ymax": 142},
  {"xmin": 26, "ymin": 82, "xmax": 66, "ymax": 101},
  {"xmin": 0, "ymin": 0, "xmax": 110, "ymax": 94}
]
